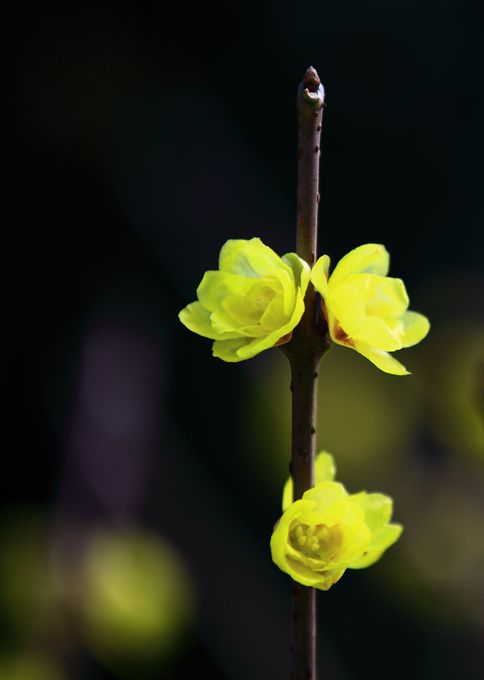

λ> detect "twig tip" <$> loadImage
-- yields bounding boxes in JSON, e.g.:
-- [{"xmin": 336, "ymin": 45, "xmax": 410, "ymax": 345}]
[
  {"xmin": 303, "ymin": 66, "xmax": 320, "ymax": 92},
  {"xmin": 299, "ymin": 66, "xmax": 325, "ymax": 108}
]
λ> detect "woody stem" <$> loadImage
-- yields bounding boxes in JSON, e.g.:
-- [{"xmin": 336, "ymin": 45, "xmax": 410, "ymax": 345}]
[{"xmin": 283, "ymin": 66, "xmax": 328, "ymax": 680}]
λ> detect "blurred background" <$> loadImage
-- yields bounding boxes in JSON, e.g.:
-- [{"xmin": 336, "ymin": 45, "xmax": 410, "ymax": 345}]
[{"xmin": 3, "ymin": 1, "xmax": 484, "ymax": 678}]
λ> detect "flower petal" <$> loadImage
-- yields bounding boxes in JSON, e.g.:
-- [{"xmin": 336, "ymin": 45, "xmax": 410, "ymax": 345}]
[
  {"xmin": 282, "ymin": 252, "xmax": 311, "ymax": 292},
  {"xmin": 329, "ymin": 282, "xmax": 402, "ymax": 351},
  {"xmin": 219, "ymin": 238, "xmax": 292, "ymax": 278},
  {"xmin": 329, "ymin": 244, "xmax": 389, "ymax": 287},
  {"xmin": 211, "ymin": 337, "xmax": 251, "ymax": 362},
  {"xmin": 348, "ymin": 524, "xmax": 403, "ymax": 569},
  {"xmin": 178, "ymin": 302, "xmax": 239, "ymax": 340},
  {"xmin": 302, "ymin": 481, "xmax": 349, "ymax": 510},
  {"xmin": 282, "ymin": 451, "xmax": 336, "ymax": 511},
  {"xmin": 350, "ymin": 492, "xmax": 393, "ymax": 533},
  {"xmin": 284, "ymin": 558, "xmax": 346, "ymax": 590},
  {"xmin": 315, "ymin": 451, "xmax": 337, "ymax": 485},
  {"xmin": 270, "ymin": 499, "xmax": 317, "ymax": 574},
  {"xmin": 235, "ymin": 286, "xmax": 306, "ymax": 359},
  {"xmin": 282, "ymin": 451, "xmax": 337, "ymax": 512},
  {"xmin": 352, "ymin": 343, "xmax": 410, "ymax": 375},
  {"xmin": 349, "ymin": 316, "xmax": 402, "ymax": 351},
  {"xmin": 400, "ymin": 311, "xmax": 430, "ymax": 348},
  {"xmin": 310, "ymin": 255, "xmax": 331, "ymax": 298},
  {"xmin": 197, "ymin": 271, "xmax": 251, "ymax": 312},
  {"xmin": 271, "ymin": 267, "xmax": 296, "ymax": 316},
  {"xmin": 363, "ymin": 276, "xmax": 409, "ymax": 319}
]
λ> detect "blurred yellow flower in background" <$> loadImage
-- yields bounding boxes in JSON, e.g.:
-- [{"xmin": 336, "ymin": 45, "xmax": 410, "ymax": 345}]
[
  {"xmin": 311, "ymin": 244, "xmax": 430, "ymax": 375},
  {"xmin": 271, "ymin": 452, "xmax": 402, "ymax": 590},
  {"xmin": 179, "ymin": 238, "xmax": 310, "ymax": 361},
  {"xmin": 79, "ymin": 528, "xmax": 195, "ymax": 661}
]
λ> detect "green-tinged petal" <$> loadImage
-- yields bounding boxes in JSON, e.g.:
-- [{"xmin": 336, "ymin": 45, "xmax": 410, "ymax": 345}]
[
  {"xmin": 315, "ymin": 451, "xmax": 336, "ymax": 485},
  {"xmin": 212, "ymin": 337, "xmax": 251, "ymax": 362},
  {"xmin": 214, "ymin": 278, "xmax": 282, "ymax": 335},
  {"xmin": 219, "ymin": 238, "xmax": 292, "ymax": 278},
  {"xmin": 329, "ymin": 244, "xmax": 389, "ymax": 286},
  {"xmin": 400, "ymin": 311, "xmax": 430, "ymax": 348},
  {"xmin": 217, "ymin": 296, "xmax": 265, "ymax": 333},
  {"xmin": 350, "ymin": 492, "xmax": 393, "ymax": 534},
  {"xmin": 271, "ymin": 267, "xmax": 296, "ymax": 316},
  {"xmin": 310, "ymin": 497, "xmax": 365, "ymax": 530},
  {"xmin": 361, "ymin": 275, "xmax": 409, "ymax": 319},
  {"xmin": 353, "ymin": 343, "xmax": 410, "ymax": 375},
  {"xmin": 270, "ymin": 500, "xmax": 317, "ymax": 573},
  {"xmin": 302, "ymin": 482, "xmax": 348, "ymax": 509},
  {"xmin": 259, "ymin": 294, "xmax": 287, "ymax": 332},
  {"xmin": 349, "ymin": 524, "xmax": 403, "ymax": 569},
  {"xmin": 310, "ymin": 255, "xmax": 331, "ymax": 297},
  {"xmin": 178, "ymin": 302, "xmax": 240, "ymax": 340},
  {"xmin": 197, "ymin": 271, "xmax": 252, "ymax": 312},
  {"xmin": 281, "ymin": 478, "xmax": 293, "ymax": 512},
  {"xmin": 198, "ymin": 273, "xmax": 277, "ymax": 335},
  {"xmin": 210, "ymin": 311, "xmax": 265, "ymax": 338},
  {"xmin": 235, "ymin": 287, "xmax": 306, "ymax": 360},
  {"xmin": 313, "ymin": 567, "xmax": 346, "ymax": 591},
  {"xmin": 282, "ymin": 451, "xmax": 337, "ymax": 511},
  {"xmin": 285, "ymin": 557, "xmax": 346, "ymax": 589},
  {"xmin": 330, "ymin": 521, "xmax": 371, "ymax": 564},
  {"xmin": 348, "ymin": 492, "xmax": 403, "ymax": 567},
  {"xmin": 282, "ymin": 252, "xmax": 311, "ymax": 292}
]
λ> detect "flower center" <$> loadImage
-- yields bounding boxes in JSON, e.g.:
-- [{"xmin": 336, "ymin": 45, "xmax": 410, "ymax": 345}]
[
  {"xmin": 290, "ymin": 523, "xmax": 333, "ymax": 557},
  {"xmin": 249, "ymin": 282, "xmax": 276, "ymax": 312}
]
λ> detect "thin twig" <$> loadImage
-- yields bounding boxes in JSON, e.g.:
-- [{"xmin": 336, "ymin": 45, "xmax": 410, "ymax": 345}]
[{"xmin": 282, "ymin": 66, "xmax": 328, "ymax": 680}]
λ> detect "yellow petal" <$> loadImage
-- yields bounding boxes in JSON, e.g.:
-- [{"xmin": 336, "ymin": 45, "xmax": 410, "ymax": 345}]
[
  {"xmin": 329, "ymin": 282, "xmax": 402, "ymax": 351},
  {"xmin": 309, "ymin": 254, "xmax": 331, "ymax": 298},
  {"xmin": 197, "ymin": 271, "xmax": 251, "ymax": 312},
  {"xmin": 271, "ymin": 268, "xmax": 296, "ymax": 316},
  {"xmin": 349, "ymin": 524, "xmax": 403, "ymax": 569},
  {"xmin": 315, "ymin": 451, "xmax": 337, "ymax": 485},
  {"xmin": 349, "ymin": 316, "xmax": 402, "ymax": 351},
  {"xmin": 219, "ymin": 238, "xmax": 292, "ymax": 278},
  {"xmin": 363, "ymin": 276, "xmax": 409, "ymax": 319},
  {"xmin": 270, "ymin": 500, "xmax": 316, "ymax": 574},
  {"xmin": 353, "ymin": 343, "xmax": 410, "ymax": 375},
  {"xmin": 329, "ymin": 244, "xmax": 389, "ymax": 286},
  {"xmin": 218, "ymin": 295, "xmax": 265, "ymax": 332},
  {"xmin": 235, "ymin": 287, "xmax": 306, "ymax": 360},
  {"xmin": 302, "ymin": 481, "xmax": 348, "ymax": 509},
  {"xmin": 400, "ymin": 311, "xmax": 430, "ymax": 348},
  {"xmin": 212, "ymin": 337, "xmax": 250, "ymax": 362},
  {"xmin": 178, "ymin": 302, "xmax": 239, "ymax": 340},
  {"xmin": 348, "ymin": 490, "xmax": 403, "ymax": 569},
  {"xmin": 281, "ymin": 252, "xmax": 311, "ymax": 291},
  {"xmin": 332, "ymin": 521, "xmax": 371, "ymax": 564},
  {"xmin": 282, "ymin": 451, "xmax": 336, "ymax": 511},
  {"xmin": 350, "ymin": 492, "xmax": 393, "ymax": 532}
]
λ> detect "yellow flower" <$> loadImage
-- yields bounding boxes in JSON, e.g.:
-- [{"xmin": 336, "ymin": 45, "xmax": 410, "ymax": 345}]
[
  {"xmin": 271, "ymin": 452, "xmax": 402, "ymax": 590},
  {"xmin": 179, "ymin": 238, "xmax": 310, "ymax": 362},
  {"xmin": 310, "ymin": 244, "xmax": 430, "ymax": 375}
]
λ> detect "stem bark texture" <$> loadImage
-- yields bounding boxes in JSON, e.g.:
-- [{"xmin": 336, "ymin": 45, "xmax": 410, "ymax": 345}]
[{"xmin": 284, "ymin": 66, "xmax": 328, "ymax": 680}]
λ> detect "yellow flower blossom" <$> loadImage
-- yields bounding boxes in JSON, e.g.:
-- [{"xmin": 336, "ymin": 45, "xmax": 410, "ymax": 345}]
[
  {"xmin": 310, "ymin": 244, "xmax": 430, "ymax": 375},
  {"xmin": 179, "ymin": 238, "xmax": 310, "ymax": 361},
  {"xmin": 271, "ymin": 452, "xmax": 402, "ymax": 590}
]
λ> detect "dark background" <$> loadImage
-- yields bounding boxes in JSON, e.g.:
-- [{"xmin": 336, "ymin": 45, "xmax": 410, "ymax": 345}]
[{"xmin": 2, "ymin": 1, "xmax": 484, "ymax": 679}]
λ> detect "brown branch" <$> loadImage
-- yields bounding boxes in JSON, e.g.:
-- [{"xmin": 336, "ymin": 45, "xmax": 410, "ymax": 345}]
[{"xmin": 282, "ymin": 66, "xmax": 329, "ymax": 680}]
